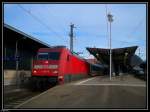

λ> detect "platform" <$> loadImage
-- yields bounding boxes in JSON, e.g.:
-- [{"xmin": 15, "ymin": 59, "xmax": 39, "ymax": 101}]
[{"xmin": 15, "ymin": 75, "xmax": 147, "ymax": 109}]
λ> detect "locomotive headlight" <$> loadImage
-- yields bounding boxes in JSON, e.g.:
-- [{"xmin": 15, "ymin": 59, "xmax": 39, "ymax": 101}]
[
  {"xmin": 58, "ymin": 76, "xmax": 63, "ymax": 79},
  {"xmin": 45, "ymin": 61, "xmax": 49, "ymax": 64},
  {"xmin": 33, "ymin": 70, "xmax": 37, "ymax": 73}
]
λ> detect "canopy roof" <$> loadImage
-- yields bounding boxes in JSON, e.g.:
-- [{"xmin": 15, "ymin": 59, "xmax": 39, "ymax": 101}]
[{"xmin": 86, "ymin": 46, "xmax": 138, "ymax": 65}]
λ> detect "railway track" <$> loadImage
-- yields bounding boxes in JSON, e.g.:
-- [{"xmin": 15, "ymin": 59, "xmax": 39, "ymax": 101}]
[
  {"xmin": 4, "ymin": 96, "xmax": 33, "ymax": 108},
  {"xmin": 4, "ymin": 90, "xmax": 42, "ymax": 109}
]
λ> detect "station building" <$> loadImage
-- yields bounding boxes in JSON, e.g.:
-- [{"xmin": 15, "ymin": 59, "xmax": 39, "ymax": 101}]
[{"xmin": 3, "ymin": 24, "xmax": 51, "ymax": 86}]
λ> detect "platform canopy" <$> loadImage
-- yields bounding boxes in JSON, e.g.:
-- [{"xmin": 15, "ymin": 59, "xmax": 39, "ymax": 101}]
[{"xmin": 86, "ymin": 46, "xmax": 138, "ymax": 66}]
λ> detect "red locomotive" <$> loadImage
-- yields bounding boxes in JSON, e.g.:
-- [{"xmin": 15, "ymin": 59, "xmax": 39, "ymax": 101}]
[{"xmin": 31, "ymin": 46, "xmax": 106, "ymax": 90}]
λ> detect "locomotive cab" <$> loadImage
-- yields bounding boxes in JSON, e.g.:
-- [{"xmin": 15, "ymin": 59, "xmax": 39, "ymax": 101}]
[
  {"xmin": 32, "ymin": 52, "xmax": 60, "ymax": 77},
  {"xmin": 31, "ymin": 48, "xmax": 63, "ymax": 90}
]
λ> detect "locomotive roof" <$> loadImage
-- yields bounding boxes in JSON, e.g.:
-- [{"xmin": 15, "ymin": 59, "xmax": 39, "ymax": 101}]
[
  {"xmin": 86, "ymin": 46, "xmax": 138, "ymax": 65},
  {"xmin": 38, "ymin": 47, "xmax": 86, "ymax": 61},
  {"xmin": 71, "ymin": 51, "xmax": 87, "ymax": 61}
]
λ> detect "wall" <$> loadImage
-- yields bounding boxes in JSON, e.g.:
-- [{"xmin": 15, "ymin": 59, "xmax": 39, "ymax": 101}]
[{"xmin": 4, "ymin": 70, "xmax": 31, "ymax": 86}]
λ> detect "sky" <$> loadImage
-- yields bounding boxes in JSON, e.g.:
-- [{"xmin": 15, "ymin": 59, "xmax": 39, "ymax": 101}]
[{"xmin": 4, "ymin": 3, "xmax": 147, "ymax": 60}]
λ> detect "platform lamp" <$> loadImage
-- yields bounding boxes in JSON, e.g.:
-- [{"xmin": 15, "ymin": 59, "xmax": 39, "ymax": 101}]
[
  {"xmin": 15, "ymin": 36, "xmax": 26, "ymax": 88},
  {"xmin": 107, "ymin": 12, "xmax": 113, "ymax": 80}
]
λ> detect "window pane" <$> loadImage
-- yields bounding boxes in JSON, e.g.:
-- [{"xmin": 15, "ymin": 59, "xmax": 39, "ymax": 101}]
[
  {"xmin": 49, "ymin": 52, "xmax": 60, "ymax": 60},
  {"xmin": 38, "ymin": 52, "xmax": 48, "ymax": 60},
  {"xmin": 37, "ymin": 52, "xmax": 60, "ymax": 60}
]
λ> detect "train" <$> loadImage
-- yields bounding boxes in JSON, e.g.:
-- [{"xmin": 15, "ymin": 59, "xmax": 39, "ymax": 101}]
[{"xmin": 31, "ymin": 46, "xmax": 107, "ymax": 90}]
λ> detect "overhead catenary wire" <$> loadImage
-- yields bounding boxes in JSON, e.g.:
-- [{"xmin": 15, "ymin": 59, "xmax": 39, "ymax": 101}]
[
  {"xmin": 127, "ymin": 17, "xmax": 145, "ymax": 39},
  {"xmin": 36, "ymin": 6, "xmax": 69, "ymax": 44},
  {"xmin": 45, "ymin": 6, "xmax": 68, "ymax": 34},
  {"xmin": 119, "ymin": 17, "xmax": 145, "ymax": 48},
  {"xmin": 17, "ymin": 4, "xmax": 68, "ymax": 44},
  {"xmin": 75, "ymin": 29, "xmax": 143, "ymax": 47}
]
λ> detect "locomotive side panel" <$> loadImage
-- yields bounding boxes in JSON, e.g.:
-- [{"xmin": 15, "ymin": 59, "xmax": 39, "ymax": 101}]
[
  {"xmin": 63, "ymin": 53, "xmax": 90, "ymax": 82},
  {"xmin": 57, "ymin": 48, "xmax": 70, "ymax": 84}
]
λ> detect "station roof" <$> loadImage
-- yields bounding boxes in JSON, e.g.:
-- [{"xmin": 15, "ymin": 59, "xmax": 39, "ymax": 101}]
[
  {"xmin": 4, "ymin": 23, "xmax": 51, "ymax": 48},
  {"xmin": 86, "ymin": 46, "xmax": 138, "ymax": 65}
]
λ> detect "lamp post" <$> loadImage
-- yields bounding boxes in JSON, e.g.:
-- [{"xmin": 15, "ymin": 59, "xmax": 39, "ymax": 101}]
[
  {"xmin": 15, "ymin": 37, "xmax": 26, "ymax": 88},
  {"xmin": 107, "ymin": 13, "xmax": 113, "ymax": 80}
]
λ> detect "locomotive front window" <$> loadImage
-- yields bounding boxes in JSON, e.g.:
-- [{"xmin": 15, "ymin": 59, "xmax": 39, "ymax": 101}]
[
  {"xmin": 49, "ymin": 52, "xmax": 60, "ymax": 60},
  {"xmin": 37, "ymin": 52, "xmax": 60, "ymax": 60},
  {"xmin": 38, "ymin": 52, "xmax": 49, "ymax": 60}
]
